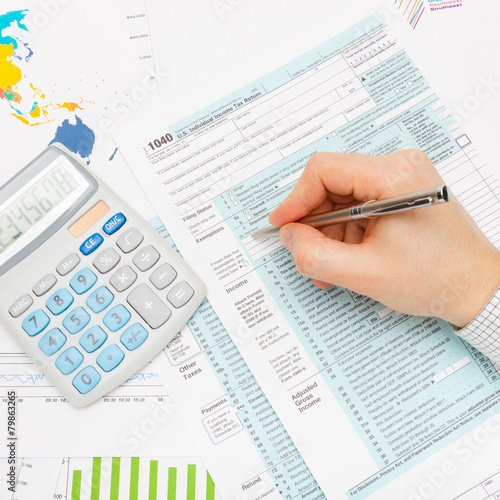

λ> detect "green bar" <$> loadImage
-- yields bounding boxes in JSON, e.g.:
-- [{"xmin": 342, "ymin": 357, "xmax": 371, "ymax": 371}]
[
  {"xmin": 167, "ymin": 467, "xmax": 177, "ymax": 500},
  {"xmin": 110, "ymin": 457, "xmax": 121, "ymax": 500},
  {"xmin": 149, "ymin": 460, "xmax": 158, "ymax": 500},
  {"xmin": 91, "ymin": 457, "xmax": 101, "ymax": 500},
  {"xmin": 187, "ymin": 464, "xmax": 196, "ymax": 500},
  {"xmin": 130, "ymin": 457, "xmax": 140, "ymax": 500},
  {"xmin": 206, "ymin": 471, "xmax": 215, "ymax": 500},
  {"xmin": 71, "ymin": 470, "xmax": 82, "ymax": 500}
]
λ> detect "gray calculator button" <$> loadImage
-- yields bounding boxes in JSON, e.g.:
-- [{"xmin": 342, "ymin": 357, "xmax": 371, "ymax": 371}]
[
  {"xmin": 167, "ymin": 282, "xmax": 194, "ymax": 308},
  {"xmin": 93, "ymin": 248, "xmax": 121, "ymax": 274},
  {"xmin": 32, "ymin": 273, "xmax": 57, "ymax": 296},
  {"xmin": 133, "ymin": 245, "xmax": 160, "ymax": 272},
  {"xmin": 127, "ymin": 284, "xmax": 171, "ymax": 329},
  {"xmin": 9, "ymin": 294, "xmax": 33, "ymax": 318},
  {"xmin": 116, "ymin": 227, "xmax": 144, "ymax": 253},
  {"xmin": 56, "ymin": 253, "xmax": 81, "ymax": 276},
  {"xmin": 110, "ymin": 265, "xmax": 138, "ymax": 292},
  {"xmin": 150, "ymin": 264, "xmax": 177, "ymax": 290}
]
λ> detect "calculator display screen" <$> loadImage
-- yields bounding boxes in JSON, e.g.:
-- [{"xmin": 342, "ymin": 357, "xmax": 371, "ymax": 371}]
[{"xmin": 0, "ymin": 162, "xmax": 81, "ymax": 256}]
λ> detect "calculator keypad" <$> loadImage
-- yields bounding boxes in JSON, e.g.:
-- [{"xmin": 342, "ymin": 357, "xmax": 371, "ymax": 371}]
[{"xmin": 14, "ymin": 211, "xmax": 201, "ymax": 402}]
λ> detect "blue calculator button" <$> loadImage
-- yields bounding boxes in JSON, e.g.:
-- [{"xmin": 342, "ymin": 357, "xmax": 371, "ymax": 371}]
[
  {"xmin": 63, "ymin": 307, "xmax": 91, "ymax": 335},
  {"xmin": 56, "ymin": 347, "xmax": 84, "ymax": 375},
  {"xmin": 102, "ymin": 213, "xmax": 126, "ymax": 235},
  {"xmin": 96, "ymin": 344, "xmax": 125, "ymax": 372},
  {"xmin": 79, "ymin": 326, "xmax": 108, "ymax": 353},
  {"xmin": 120, "ymin": 323, "xmax": 148, "ymax": 351},
  {"xmin": 70, "ymin": 268, "xmax": 97, "ymax": 294},
  {"xmin": 46, "ymin": 289, "xmax": 74, "ymax": 315},
  {"xmin": 22, "ymin": 309, "xmax": 50, "ymax": 337},
  {"xmin": 38, "ymin": 328, "xmax": 67, "ymax": 356},
  {"xmin": 80, "ymin": 233, "xmax": 103, "ymax": 256},
  {"xmin": 86, "ymin": 286, "xmax": 114, "ymax": 313},
  {"xmin": 72, "ymin": 366, "xmax": 101, "ymax": 394},
  {"xmin": 103, "ymin": 305, "xmax": 131, "ymax": 332}
]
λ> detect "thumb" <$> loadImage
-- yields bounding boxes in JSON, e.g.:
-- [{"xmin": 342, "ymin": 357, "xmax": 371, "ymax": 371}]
[{"xmin": 280, "ymin": 223, "xmax": 372, "ymax": 292}]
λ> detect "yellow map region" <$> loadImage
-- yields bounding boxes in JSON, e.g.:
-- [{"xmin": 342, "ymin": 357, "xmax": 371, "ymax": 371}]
[{"xmin": 0, "ymin": 43, "xmax": 21, "ymax": 89}]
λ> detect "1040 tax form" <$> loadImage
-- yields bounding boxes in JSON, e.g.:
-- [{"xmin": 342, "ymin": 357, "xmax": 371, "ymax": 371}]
[{"xmin": 117, "ymin": 13, "xmax": 500, "ymax": 499}]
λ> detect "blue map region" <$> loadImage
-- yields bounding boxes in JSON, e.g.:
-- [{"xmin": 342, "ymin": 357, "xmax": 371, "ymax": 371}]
[
  {"xmin": 0, "ymin": 10, "xmax": 29, "ymax": 49},
  {"xmin": 109, "ymin": 147, "xmax": 119, "ymax": 161},
  {"xmin": 49, "ymin": 115, "xmax": 95, "ymax": 164}
]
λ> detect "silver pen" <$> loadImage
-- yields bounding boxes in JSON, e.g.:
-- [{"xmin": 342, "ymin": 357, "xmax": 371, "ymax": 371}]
[{"xmin": 252, "ymin": 185, "xmax": 449, "ymax": 239}]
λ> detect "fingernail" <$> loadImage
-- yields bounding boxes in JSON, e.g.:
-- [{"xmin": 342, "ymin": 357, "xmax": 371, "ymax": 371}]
[{"xmin": 280, "ymin": 227, "xmax": 292, "ymax": 249}]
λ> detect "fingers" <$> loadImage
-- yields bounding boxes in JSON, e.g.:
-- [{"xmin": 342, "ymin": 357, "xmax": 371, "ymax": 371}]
[
  {"xmin": 269, "ymin": 152, "xmax": 388, "ymax": 228},
  {"xmin": 269, "ymin": 150, "xmax": 444, "ymax": 228},
  {"xmin": 279, "ymin": 223, "xmax": 372, "ymax": 292}
]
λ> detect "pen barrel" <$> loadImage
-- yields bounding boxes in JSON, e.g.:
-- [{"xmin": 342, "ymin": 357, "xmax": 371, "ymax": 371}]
[
  {"xmin": 297, "ymin": 207, "xmax": 354, "ymax": 227},
  {"xmin": 295, "ymin": 186, "xmax": 449, "ymax": 228}
]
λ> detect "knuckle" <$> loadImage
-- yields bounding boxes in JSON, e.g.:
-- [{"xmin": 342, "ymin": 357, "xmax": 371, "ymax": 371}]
[{"xmin": 294, "ymin": 247, "xmax": 318, "ymax": 277}]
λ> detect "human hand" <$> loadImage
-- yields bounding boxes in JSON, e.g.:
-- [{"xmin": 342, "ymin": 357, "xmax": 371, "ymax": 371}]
[{"xmin": 268, "ymin": 150, "xmax": 500, "ymax": 327}]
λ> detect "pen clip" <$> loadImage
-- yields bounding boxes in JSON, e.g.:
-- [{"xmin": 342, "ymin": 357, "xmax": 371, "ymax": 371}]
[{"xmin": 370, "ymin": 196, "xmax": 434, "ymax": 215}]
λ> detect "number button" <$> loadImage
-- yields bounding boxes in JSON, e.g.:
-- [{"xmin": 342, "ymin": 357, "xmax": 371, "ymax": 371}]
[
  {"xmin": 103, "ymin": 305, "xmax": 131, "ymax": 332},
  {"xmin": 133, "ymin": 245, "xmax": 160, "ymax": 272},
  {"xmin": 38, "ymin": 328, "xmax": 67, "ymax": 356},
  {"xmin": 70, "ymin": 268, "xmax": 97, "ymax": 294},
  {"xmin": 22, "ymin": 309, "xmax": 50, "ymax": 337},
  {"xmin": 120, "ymin": 324, "xmax": 148, "ymax": 351},
  {"xmin": 46, "ymin": 289, "xmax": 74, "ymax": 315},
  {"xmin": 79, "ymin": 326, "xmax": 108, "ymax": 353},
  {"xmin": 96, "ymin": 344, "xmax": 124, "ymax": 372},
  {"xmin": 72, "ymin": 366, "xmax": 101, "ymax": 394},
  {"xmin": 62, "ymin": 307, "xmax": 91, "ymax": 334},
  {"xmin": 55, "ymin": 347, "xmax": 84, "ymax": 375},
  {"xmin": 86, "ymin": 286, "xmax": 114, "ymax": 313}
]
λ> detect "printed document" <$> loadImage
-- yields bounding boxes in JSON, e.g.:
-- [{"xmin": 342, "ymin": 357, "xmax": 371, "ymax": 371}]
[{"xmin": 117, "ymin": 13, "xmax": 500, "ymax": 499}]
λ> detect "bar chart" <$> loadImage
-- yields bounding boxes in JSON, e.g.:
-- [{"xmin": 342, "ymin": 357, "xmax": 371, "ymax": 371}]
[
  {"xmin": 2, "ymin": 456, "xmax": 219, "ymax": 500},
  {"xmin": 65, "ymin": 457, "xmax": 217, "ymax": 500}
]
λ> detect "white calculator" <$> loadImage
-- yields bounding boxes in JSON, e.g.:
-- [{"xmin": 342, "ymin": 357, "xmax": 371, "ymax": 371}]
[{"xmin": 0, "ymin": 144, "xmax": 206, "ymax": 407}]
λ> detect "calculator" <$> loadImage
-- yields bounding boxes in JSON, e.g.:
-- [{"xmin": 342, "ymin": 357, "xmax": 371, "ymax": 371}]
[{"xmin": 0, "ymin": 144, "xmax": 206, "ymax": 407}]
